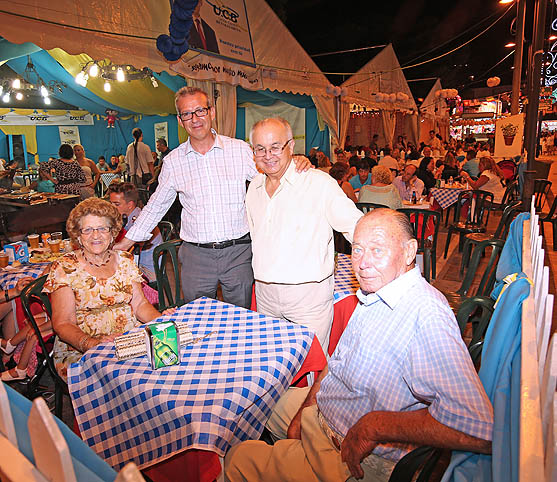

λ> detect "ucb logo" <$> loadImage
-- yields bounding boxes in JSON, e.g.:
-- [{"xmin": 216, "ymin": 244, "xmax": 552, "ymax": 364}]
[{"xmin": 207, "ymin": 1, "xmax": 239, "ymax": 23}]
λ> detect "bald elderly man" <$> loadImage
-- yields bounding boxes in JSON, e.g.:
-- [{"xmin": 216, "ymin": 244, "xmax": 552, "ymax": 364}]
[
  {"xmin": 246, "ymin": 117, "xmax": 362, "ymax": 349},
  {"xmin": 225, "ymin": 208, "xmax": 493, "ymax": 482}
]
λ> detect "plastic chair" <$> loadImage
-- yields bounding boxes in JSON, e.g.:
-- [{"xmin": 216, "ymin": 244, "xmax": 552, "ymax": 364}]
[
  {"xmin": 489, "ymin": 180, "xmax": 519, "ymax": 211},
  {"xmin": 356, "ymin": 202, "xmax": 389, "ymax": 213},
  {"xmin": 539, "ymin": 196, "xmax": 557, "ymax": 251},
  {"xmin": 152, "ymin": 240, "xmax": 184, "ymax": 310},
  {"xmin": 456, "ymin": 296, "xmax": 496, "ymax": 367},
  {"xmin": 387, "ymin": 446, "xmax": 448, "ymax": 482},
  {"xmin": 442, "ymin": 239, "xmax": 505, "ymax": 314},
  {"xmin": 443, "ymin": 190, "xmax": 494, "ymax": 258},
  {"xmin": 533, "ymin": 179, "xmax": 552, "ymax": 211},
  {"xmin": 460, "ymin": 200, "xmax": 521, "ymax": 274},
  {"xmin": 19, "ymin": 276, "xmax": 68, "ymax": 419},
  {"xmin": 158, "ymin": 220, "xmax": 176, "ymax": 242},
  {"xmin": 398, "ymin": 208, "xmax": 441, "ymax": 281}
]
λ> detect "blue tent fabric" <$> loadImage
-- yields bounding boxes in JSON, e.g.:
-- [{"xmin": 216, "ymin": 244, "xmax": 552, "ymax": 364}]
[
  {"xmin": 5, "ymin": 382, "xmax": 117, "ymax": 481},
  {"xmin": 235, "ymin": 87, "xmax": 330, "ymax": 157},
  {"xmin": 492, "ymin": 212, "xmax": 529, "ymax": 299},
  {"xmin": 0, "ymin": 38, "xmax": 41, "ymax": 62},
  {"xmin": 441, "ymin": 275, "xmax": 530, "ymax": 482}
]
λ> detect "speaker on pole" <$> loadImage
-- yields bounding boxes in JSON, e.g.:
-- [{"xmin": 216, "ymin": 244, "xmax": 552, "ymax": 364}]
[{"xmin": 7, "ymin": 134, "xmax": 27, "ymax": 169}]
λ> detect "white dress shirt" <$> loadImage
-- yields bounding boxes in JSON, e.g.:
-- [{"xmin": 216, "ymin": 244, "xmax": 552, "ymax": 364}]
[
  {"xmin": 246, "ymin": 161, "xmax": 363, "ymax": 284},
  {"xmin": 392, "ymin": 175, "xmax": 425, "ymax": 201},
  {"xmin": 126, "ymin": 132, "xmax": 257, "ymax": 243}
]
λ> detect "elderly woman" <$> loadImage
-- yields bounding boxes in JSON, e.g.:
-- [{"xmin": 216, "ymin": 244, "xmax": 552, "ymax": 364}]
[
  {"xmin": 43, "ymin": 198, "xmax": 169, "ymax": 378},
  {"xmin": 460, "ymin": 156, "xmax": 506, "ymax": 203},
  {"xmin": 359, "ymin": 165, "xmax": 403, "ymax": 209},
  {"xmin": 41, "ymin": 144, "xmax": 86, "ymax": 196},
  {"xmin": 74, "ymin": 144, "xmax": 101, "ymax": 199},
  {"xmin": 329, "ymin": 162, "xmax": 357, "ymax": 203}
]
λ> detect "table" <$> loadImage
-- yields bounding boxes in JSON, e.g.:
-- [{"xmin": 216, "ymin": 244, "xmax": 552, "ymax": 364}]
[
  {"xmin": 68, "ymin": 297, "xmax": 319, "ymax": 472},
  {"xmin": 0, "ymin": 263, "xmax": 46, "ymax": 290},
  {"xmin": 429, "ymin": 186, "xmax": 466, "ymax": 209}
]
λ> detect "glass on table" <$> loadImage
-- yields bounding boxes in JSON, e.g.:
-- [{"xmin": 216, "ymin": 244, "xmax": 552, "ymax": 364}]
[
  {"xmin": 51, "ymin": 232, "xmax": 63, "ymax": 241},
  {"xmin": 0, "ymin": 252, "xmax": 8, "ymax": 268},
  {"xmin": 48, "ymin": 238, "xmax": 61, "ymax": 253},
  {"xmin": 28, "ymin": 234, "xmax": 40, "ymax": 249}
]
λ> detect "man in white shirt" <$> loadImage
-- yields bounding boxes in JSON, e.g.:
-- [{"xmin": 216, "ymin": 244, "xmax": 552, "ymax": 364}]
[
  {"xmin": 378, "ymin": 147, "xmax": 399, "ymax": 173},
  {"xmin": 247, "ymin": 118, "xmax": 362, "ymax": 348},
  {"xmin": 393, "ymin": 165, "xmax": 425, "ymax": 201},
  {"xmin": 428, "ymin": 130, "xmax": 442, "ymax": 156}
]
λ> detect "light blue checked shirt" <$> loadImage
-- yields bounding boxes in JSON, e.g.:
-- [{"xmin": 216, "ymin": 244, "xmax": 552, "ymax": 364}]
[{"xmin": 317, "ymin": 267, "xmax": 493, "ymax": 462}]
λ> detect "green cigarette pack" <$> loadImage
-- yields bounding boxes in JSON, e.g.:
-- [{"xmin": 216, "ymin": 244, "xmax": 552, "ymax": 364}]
[{"xmin": 145, "ymin": 321, "xmax": 180, "ymax": 369}]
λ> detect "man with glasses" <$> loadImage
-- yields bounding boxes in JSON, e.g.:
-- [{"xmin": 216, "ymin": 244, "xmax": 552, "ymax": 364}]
[
  {"xmin": 246, "ymin": 117, "xmax": 362, "ymax": 348},
  {"xmin": 116, "ymin": 87, "xmax": 308, "ymax": 309}
]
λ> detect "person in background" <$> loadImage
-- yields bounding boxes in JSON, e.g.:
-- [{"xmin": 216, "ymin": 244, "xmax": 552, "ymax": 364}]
[
  {"xmin": 43, "ymin": 198, "xmax": 172, "ymax": 379},
  {"xmin": 417, "ymin": 157, "xmax": 442, "ymax": 194},
  {"xmin": 97, "ymin": 156, "xmax": 112, "ymax": 172},
  {"xmin": 349, "ymin": 159, "xmax": 372, "ymax": 192},
  {"xmin": 369, "ymin": 133, "xmax": 379, "ymax": 152},
  {"xmin": 329, "ymin": 162, "xmax": 358, "ymax": 203},
  {"xmin": 428, "ymin": 130, "xmax": 442, "ymax": 156},
  {"xmin": 378, "ymin": 147, "xmax": 399, "ymax": 175},
  {"xmin": 125, "ymin": 128, "xmax": 155, "ymax": 187},
  {"xmin": 108, "ymin": 182, "xmax": 162, "ymax": 282},
  {"xmin": 108, "ymin": 155, "xmax": 119, "ymax": 170},
  {"xmin": 393, "ymin": 164, "xmax": 425, "ymax": 202},
  {"xmin": 460, "ymin": 156, "xmax": 506, "ymax": 204},
  {"xmin": 74, "ymin": 144, "xmax": 100, "ymax": 199},
  {"xmin": 30, "ymin": 168, "xmax": 56, "ymax": 193},
  {"xmin": 394, "ymin": 135, "xmax": 406, "ymax": 151},
  {"xmin": 225, "ymin": 209, "xmax": 492, "ymax": 482},
  {"xmin": 461, "ymin": 149, "xmax": 480, "ymax": 179},
  {"xmin": 441, "ymin": 151, "xmax": 459, "ymax": 181},
  {"xmin": 41, "ymin": 144, "xmax": 86, "ymax": 196},
  {"xmin": 246, "ymin": 117, "xmax": 362, "ymax": 348},
  {"xmin": 316, "ymin": 152, "xmax": 332, "ymax": 173},
  {"xmin": 113, "ymin": 154, "xmax": 128, "ymax": 177},
  {"xmin": 359, "ymin": 165, "xmax": 403, "ymax": 210},
  {"xmin": 156, "ymin": 138, "xmax": 172, "ymax": 162}
]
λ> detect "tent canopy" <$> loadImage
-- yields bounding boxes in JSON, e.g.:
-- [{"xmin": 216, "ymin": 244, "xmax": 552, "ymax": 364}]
[
  {"xmin": 420, "ymin": 79, "xmax": 449, "ymax": 120},
  {"xmin": 340, "ymin": 44, "xmax": 417, "ymax": 113}
]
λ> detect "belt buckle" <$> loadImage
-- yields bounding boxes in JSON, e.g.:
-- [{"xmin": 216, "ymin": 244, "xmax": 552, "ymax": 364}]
[{"xmin": 212, "ymin": 241, "xmax": 222, "ymax": 249}]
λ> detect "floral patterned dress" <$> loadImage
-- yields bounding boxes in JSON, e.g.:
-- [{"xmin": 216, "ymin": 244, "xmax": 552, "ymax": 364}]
[
  {"xmin": 43, "ymin": 250, "xmax": 144, "ymax": 377},
  {"xmin": 43, "ymin": 158, "xmax": 86, "ymax": 195}
]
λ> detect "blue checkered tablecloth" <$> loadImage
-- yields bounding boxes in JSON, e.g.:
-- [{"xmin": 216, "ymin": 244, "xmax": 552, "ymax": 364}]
[
  {"xmin": 67, "ymin": 297, "xmax": 315, "ymax": 471},
  {"xmin": 0, "ymin": 264, "xmax": 46, "ymax": 290},
  {"xmin": 429, "ymin": 187, "xmax": 466, "ymax": 209},
  {"xmin": 334, "ymin": 253, "xmax": 358, "ymax": 303}
]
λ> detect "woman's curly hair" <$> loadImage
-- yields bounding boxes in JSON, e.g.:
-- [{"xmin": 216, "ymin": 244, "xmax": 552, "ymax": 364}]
[{"xmin": 66, "ymin": 198, "xmax": 122, "ymax": 242}]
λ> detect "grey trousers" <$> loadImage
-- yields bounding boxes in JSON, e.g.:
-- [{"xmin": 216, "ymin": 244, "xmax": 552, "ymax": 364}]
[{"xmin": 178, "ymin": 240, "xmax": 254, "ymax": 309}]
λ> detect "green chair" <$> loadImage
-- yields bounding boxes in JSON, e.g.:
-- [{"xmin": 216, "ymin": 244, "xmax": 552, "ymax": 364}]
[
  {"xmin": 158, "ymin": 220, "xmax": 176, "ymax": 242},
  {"xmin": 443, "ymin": 190, "xmax": 494, "ymax": 258},
  {"xmin": 152, "ymin": 240, "xmax": 184, "ymax": 310},
  {"xmin": 398, "ymin": 208, "xmax": 441, "ymax": 281},
  {"xmin": 20, "ymin": 275, "xmax": 69, "ymax": 419},
  {"xmin": 460, "ymin": 200, "xmax": 521, "ymax": 274},
  {"xmin": 456, "ymin": 296, "xmax": 496, "ymax": 367},
  {"xmin": 443, "ymin": 239, "xmax": 504, "ymax": 314},
  {"xmin": 356, "ymin": 202, "xmax": 389, "ymax": 213},
  {"xmin": 533, "ymin": 179, "xmax": 552, "ymax": 211}
]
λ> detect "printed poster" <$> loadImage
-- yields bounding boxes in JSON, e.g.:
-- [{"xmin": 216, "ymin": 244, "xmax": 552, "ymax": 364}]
[
  {"xmin": 494, "ymin": 113, "xmax": 524, "ymax": 158},
  {"xmin": 58, "ymin": 126, "xmax": 81, "ymax": 147}
]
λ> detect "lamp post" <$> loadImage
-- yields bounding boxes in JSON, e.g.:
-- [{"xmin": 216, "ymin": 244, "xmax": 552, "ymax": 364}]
[{"xmin": 511, "ymin": 0, "xmax": 526, "ymax": 115}]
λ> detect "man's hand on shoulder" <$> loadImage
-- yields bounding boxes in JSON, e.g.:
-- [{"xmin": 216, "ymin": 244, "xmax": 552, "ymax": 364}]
[
  {"xmin": 292, "ymin": 155, "xmax": 313, "ymax": 172},
  {"xmin": 341, "ymin": 414, "xmax": 379, "ymax": 479}
]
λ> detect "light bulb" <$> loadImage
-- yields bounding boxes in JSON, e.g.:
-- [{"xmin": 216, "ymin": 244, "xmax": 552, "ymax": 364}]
[
  {"xmin": 15, "ymin": 92, "xmax": 23, "ymax": 100},
  {"xmin": 0, "ymin": 85, "xmax": 3, "ymax": 95},
  {"xmin": 89, "ymin": 63, "xmax": 99, "ymax": 77},
  {"xmin": 40, "ymin": 85, "xmax": 48, "ymax": 97},
  {"xmin": 151, "ymin": 77, "xmax": 159, "ymax": 88},
  {"xmin": 75, "ymin": 71, "xmax": 85, "ymax": 85},
  {"xmin": 12, "ymin": 79, "xmax": 21, "ymax": 89},
  {"xmin": 104, "ymin": 81, "xmax": 111, "ymax": 92},
  {"xmin": 116, "ymin": 68, "xmax": 125, "ymax": 82},
  {"xmin": 2, "ymin": 93, "xmax": 9, "ymax": 103},
  {"xmin": 44, "ymin": 97, "xmax": 51, "ymax": 105}
]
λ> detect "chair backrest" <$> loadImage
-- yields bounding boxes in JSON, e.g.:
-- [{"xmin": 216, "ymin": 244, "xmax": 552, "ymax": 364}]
[
  {"xmin": 152, "ymin": 240, "xmax": 184, "ymax": 310},
  {"xmin": 19, "ymin": 276, "xmax": 65, "ymax": 390},
  {"xmin": 497, "ymin": 159, "xmax": 518, "ymax": 182},
  {"xmin": 453, "ymin": 190, "xmax": 493, "ymax": 226},
  {"xmin": 493, "ymin": 200, "xmax": 522, "ymax": 239},
  {"xmin": 456, "ymin": 296, "xmax": 496, "ymax": 367},
  {"xmin": 500, "ymin": 180, "xmax": 519, "ymax": 206},
  {"xmin": 458, "ymin": 238, "xmax": 505, "ymax": 297},
  {"xmin": 397, "ymin": 208, "xmax": 441, "ymax": 251},
  {"xmin": 533, "ymin": 179, "xmax": 552, "ymax": 211},
  {"xmin": 157, "ymin": 221, "xmax": 176, "ymax": 242},
  {"xmin": 356, "ymin": 202, "xmax": 389, "ymax": 213}
]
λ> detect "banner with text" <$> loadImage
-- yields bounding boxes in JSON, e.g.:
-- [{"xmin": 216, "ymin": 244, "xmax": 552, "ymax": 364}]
[
  {"xmin": 0, "ymin": 111, "xmax": 94, "ymax": 126},
  {"xmin": 58, "ymin": 126, "xmax": 81, "ymax": 147},
  {"xmin": 189, "ymin": 0, "xmax": 255, "ymax": 65},
  {"xmin": 244, "ymin": 101, "xmax": 305, "ymax": 149}
]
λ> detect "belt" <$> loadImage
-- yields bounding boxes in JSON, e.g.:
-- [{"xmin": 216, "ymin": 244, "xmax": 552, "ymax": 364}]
[
  {"xmin": 188, "ymin": 233, "xmax": 251, "ymax": 249},
  {"xmin": 318, "ymin": 409, "xmax": 344, "ymax": 451}
]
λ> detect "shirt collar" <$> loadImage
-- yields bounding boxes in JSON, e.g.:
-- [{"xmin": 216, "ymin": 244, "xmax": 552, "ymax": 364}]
[
  {"xmin": 357, "ymin": 266, "xmax": 421, "ymax": 309},
  {"xmin": 254, "ymin": 158, "xmax": 296, "ymax": 189},
  {"xmin": 185, "ymin": 129, "xmax": 222, "ymax": 156}
]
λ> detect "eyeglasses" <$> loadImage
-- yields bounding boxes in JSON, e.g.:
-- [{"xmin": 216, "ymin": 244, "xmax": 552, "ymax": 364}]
[
  {"xmin": 80, "ymin": 226, "xmax": 111, "ymax": 236},
  {"xmin": 252, "ymin": 139, "xmax": 293, "ymax": 158},
  {"xmin": 177, "ymin": 106, "xmax": 211, "ymax": 121}
]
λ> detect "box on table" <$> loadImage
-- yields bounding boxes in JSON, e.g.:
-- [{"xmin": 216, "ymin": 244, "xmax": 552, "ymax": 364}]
[
  {"xmin": 145, "ymin": 321, "xmax": 180, "ymax": 369},
  {"xmin": 4, "ymin": 241, "xmax": 29, "ymax": 263}
]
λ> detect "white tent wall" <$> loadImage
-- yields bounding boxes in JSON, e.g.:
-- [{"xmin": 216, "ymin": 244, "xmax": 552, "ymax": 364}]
[
  {"xmin": 418, "ymin": 78, "xmax": 450, "ymax": 144},
  {"xmin": 0, "ymin": 0, "xmax": 338, "ymax": 141},
  {"xmin": 340, "ymin": 44, "xmax": 417, "ymax": 148}
]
